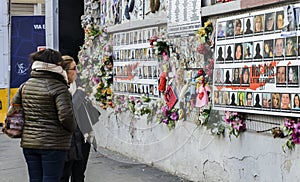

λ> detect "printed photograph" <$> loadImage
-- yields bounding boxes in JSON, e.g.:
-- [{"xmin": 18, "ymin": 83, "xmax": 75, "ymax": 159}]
[{"xmin": 244, "ymin": 17, "xmax": 254, "ymax": 35}]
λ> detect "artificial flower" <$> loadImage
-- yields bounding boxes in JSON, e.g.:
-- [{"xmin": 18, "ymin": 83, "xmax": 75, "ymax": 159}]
[
  {"xmin": 283, "ymin": 118, "xmax": 300, "ymax": 151},
  {"xmin": 223, "ymin": 111, "xmax": 246, "ymax": 138}
]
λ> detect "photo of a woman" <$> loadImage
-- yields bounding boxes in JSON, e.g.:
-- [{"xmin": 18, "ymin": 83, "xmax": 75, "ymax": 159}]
[
  {"xmin": 272, "ymin": 93, "xmax": 280, "ymax": 109},
  {"xmin": 242, "ymin": 68, "xmax": 250, "ymax": 85},
  {"xmin": 276, "ymin": 11, "xmax": 284, "ymax": 31},
  {"xmin": 288, "ymin": 66, "xmax": 298, "ymax": 85},
  {"xmin": 262, "ymin": 93, "xmax": 271, "ymax": 108},
  {"xmin": 285, "ymin": 37, "xmax": 297, "ymax": 57},
  {"xmin": 243, "ymin": 42, "xmax": 253, "ymax": 60},
  {"xmin": 263, "ymin": 39, "xmax": 274, "ymax": 59},
  {"xmin": 222, "ymin": 91, "xmax": 230, "ymax": 105},
  {"xmin": 281, "ymin": 93, "xmax": 291, "ymax": 110},
  {"xmin": 293, "ymin": 94, "xmax": 300, "ymax": 109},
  {"xmin": 254, "ymin": 15, "xmax": 264, "ymax": 33},
  {"xmin": 235, "ymin": 43, "xmax": 243, "ymax": 61},
  {"xmin": 265, "ymin": 12, "xmax": 275, "ymax": 32},
  {"xmin": 232, "ymin": 68, "xmax": 241, "ymax": 85},
  {"xmin": 235, "ymin": 19, "xmax": 243, "ymax": 36}
]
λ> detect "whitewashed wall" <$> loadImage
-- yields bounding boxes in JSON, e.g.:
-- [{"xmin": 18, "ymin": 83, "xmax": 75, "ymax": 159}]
[{"xmin": 93, "ymin": 107, "xmax": 300, "ymax": 182}]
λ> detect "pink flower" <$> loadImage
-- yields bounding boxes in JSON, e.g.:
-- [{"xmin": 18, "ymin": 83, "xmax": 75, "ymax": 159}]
[
  {"xmin": 284, "ymin": 119, "xmax": 295, "ymax": 129},
  {"xmin": 232, "ymin": 121, "xmax": 246, "ymax": 131},
  {"xmin": 293, "ymin": 122, "xmax": 300, "ymax": 133},
  {"xmin": 170, "ymin": 111, "xmax": 179, "ymax": 121},
  {"xmin": 92, "ymin": 76, "xmax": 100, "ymax": 84},
  {"xmin": 130, "ymin": 96, "xmax": 135, "ymax": 102},
  {"xmin": 291, "ymin": 132, "xmax": 300, "ymax": 144}
]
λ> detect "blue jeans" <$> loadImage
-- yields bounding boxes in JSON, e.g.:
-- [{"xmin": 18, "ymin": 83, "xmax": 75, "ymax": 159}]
[{"xmin": 23, "ymin": 148, "xmax": 67, "ymax": 182}]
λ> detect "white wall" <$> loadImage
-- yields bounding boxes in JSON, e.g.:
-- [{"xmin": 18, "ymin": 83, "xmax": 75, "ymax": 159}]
[{"xmin": 93, "ymin": 107, "xmax": 300, "ymax": 181}]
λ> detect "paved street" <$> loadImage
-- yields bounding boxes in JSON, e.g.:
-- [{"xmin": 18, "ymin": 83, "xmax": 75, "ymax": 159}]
[{"xmin": 0, "ymin": 131, "xmax": 188, "ymax": 182}]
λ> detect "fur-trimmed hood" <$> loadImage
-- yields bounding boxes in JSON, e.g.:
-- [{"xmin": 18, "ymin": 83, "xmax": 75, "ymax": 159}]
[{"xmin": 31, "ymin": 61, "xmax": 68, "ymax": 83}]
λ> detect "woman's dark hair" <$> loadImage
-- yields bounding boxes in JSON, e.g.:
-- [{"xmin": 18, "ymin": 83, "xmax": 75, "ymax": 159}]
[
  {"xmin": 29, "ymin": 48, "xmax": 63, "ymax": 65},
  {"xmin": 294, "ymin": 94, "xmax": 299, "ymax": 107}
]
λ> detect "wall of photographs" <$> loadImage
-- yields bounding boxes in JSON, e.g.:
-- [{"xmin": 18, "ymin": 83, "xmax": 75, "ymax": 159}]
[
  {"xmin": 213, "ymin": 3, "xmax": 300, "ymax": 117},
  {"xmin": 113, "ymin": 27, "xmax": 163, "ymax": 98}
]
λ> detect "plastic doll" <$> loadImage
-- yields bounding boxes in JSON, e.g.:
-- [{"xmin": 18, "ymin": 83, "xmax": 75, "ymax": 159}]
[{"xmin": 195, "ymin": 70, "xmax": 210, "ymax": 108}]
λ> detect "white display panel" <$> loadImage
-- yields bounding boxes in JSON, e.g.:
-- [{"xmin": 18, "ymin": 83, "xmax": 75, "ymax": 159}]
[{"xmin": 213, "ymin": 4, "xmax": 300, "ymax": 117}]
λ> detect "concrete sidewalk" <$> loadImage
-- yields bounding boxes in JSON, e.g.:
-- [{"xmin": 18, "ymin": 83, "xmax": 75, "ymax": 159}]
[{"xmin": 0, "ymin": 132, "xmax": 189, "ymax": 182}]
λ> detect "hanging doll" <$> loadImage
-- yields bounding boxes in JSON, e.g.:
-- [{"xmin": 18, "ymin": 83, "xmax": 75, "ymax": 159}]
[{"xmin": 195, "ymin": 69, "xmax": 210, "ymax": 108}]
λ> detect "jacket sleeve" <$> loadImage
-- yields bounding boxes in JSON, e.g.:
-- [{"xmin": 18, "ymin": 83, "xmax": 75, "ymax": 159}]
[
  {"xmin": 55, "ymin": 88, "xmax": 76, "ymax": 132},
  {"xmin": 11, "ymin": 83, "xmax": 25, "ymax": 105}
]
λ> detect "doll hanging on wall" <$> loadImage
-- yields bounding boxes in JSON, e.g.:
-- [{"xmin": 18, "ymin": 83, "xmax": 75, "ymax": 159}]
[{"xmin": 195, "ymin": 69, "xmax": 210, "ymax": 108}]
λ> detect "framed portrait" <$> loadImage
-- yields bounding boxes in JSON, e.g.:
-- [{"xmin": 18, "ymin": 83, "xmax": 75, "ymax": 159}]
[
  {"xmin": 275, "ymin": 11, "xmax": 284, "ymax": 31},
  {"xmin": 253, "ymin": 15, "xmax": 264, "ymax": 34},
  {"xmin": 283, "ymin": 5, "xmax": 297, "ymax": 32},
  {"xmin": 244, "ymin": 17, "xmax": 254, "ymax": 35},
  {"xmin": 292, "ymin": 93, "xmax": 300, "ymax": 110},
  {"xmin": 229, "ymin": 92, "xmax": 237, "ymax": 107},
  {"xmin": 287, "ymin": 66, "xmax": 299, "ymax": 87},
  {"xmin": 225, "ymin": 44, "xmax": 234, "ymax": 62},
  {"xmin": 154, "ymin": 66, "xmax": 159, "ymax": 78},
  {"xmin": 120, "ymin": 33, "xmax": 125, "ymax": 45},
  {"xmin": 216, "ymin": 45, "xmax": 225, "ymax": 63},
  {"xmin": 263, "ymin": 39, "xmax": 274, "ymax": 60},
  {"xmin": 214, "ymin": 91, "xmax": 221, "ymax": 105},
  {"xmin": 138, "ymin": 31, "xmax": 143, "ymax": 43},
  {"xmin": 243, "ymin": 42, "xmax": 253, "ymax": 60},
  {"xmin": 241, "ymin": 67, "xmax": 250, "ymax": 86},
  {"xmin": 221, "ymin": 91, "xmax": 230, "ymax": 105},
  {"xmin": 143, "ymin": 29, "xmax": 148, "ymax": 43},
  {"xmin": 276, "ymin": 66, "xmax": 287, "ymax": 86},
  {"xmin": 237, "ymin": 91, "xmax": 245, "ymax": 107},
  {"xmin": 253, "ymin": 41, "xmax": 263, "ymax": 60},
  {"xmin": 215, "ymin": 68, "xmax": 224, "ymax": 85},
  {"xmin": 253, "ymin": 93, "xmax": 262, "ymax": 108},
  {"xmin": 114, "ymin": 34, "xmax": 118, "ymax": 46},
  {"xmin": 226, "ymin": 20, "xmax": 234, "ymax": 38},
  {"xmin": 115, "ymin": 50, "xmax": 120, "ymax": 60},
  {"xmin": 281, "ymin": 93, "xmax": 291, "ymax": 110},
  {"xmin": 232, "ymin": 68, "xmax": 241, "ymax": 86},
  {"xmin": 217, "ymin": 22, "xmax": 226, "ymax": 39},
  {"xmin": 234, "ymin": 18, "xmax": 243, "ymax": 37},
  {"xmin": 262, "ymin": 93, "xmax": 271, "ymax": 109},
  {"xmin": 224, "ymin": 69, "xmax": 232, "ymax": 85},
  {"xmin": 245, "ymin": 92, "xmax": 253, "ymax": 107},
  {"xmin": 265, "ymin": 12, "xmax": 275, "ymax": 32},
  {"xmin": 274, "ymin": 38, "xmax": 285, "ymax": 58},
  {"xmin": 285, "ymin": 36, "xmax": 297, "ymax": 58},
  {"xmin": 234, "ymin": 43, "xmax": 243, "ymax": 61},
  {"xmin": 133, "ymin": 31, "xmax": 138, "ymax": 44}
]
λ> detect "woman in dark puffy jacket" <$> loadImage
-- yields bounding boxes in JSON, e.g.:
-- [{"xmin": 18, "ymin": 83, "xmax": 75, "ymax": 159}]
[{"xmin": 13, "ymin": 49, "xmax": 76, "ymax": 182}]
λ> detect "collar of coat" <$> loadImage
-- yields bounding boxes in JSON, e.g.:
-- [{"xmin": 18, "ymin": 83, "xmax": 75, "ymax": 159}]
[{"xmin": 31, "ymin": 61, "xmax": 68, "ymax": 83}]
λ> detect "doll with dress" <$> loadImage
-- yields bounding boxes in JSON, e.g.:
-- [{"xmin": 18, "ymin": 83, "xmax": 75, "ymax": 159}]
[{"xmin": 195, "ymin": 70, "xmax": 210, "ymax": 108}]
